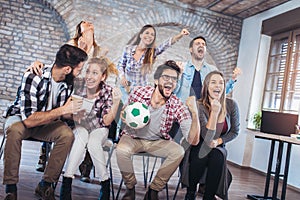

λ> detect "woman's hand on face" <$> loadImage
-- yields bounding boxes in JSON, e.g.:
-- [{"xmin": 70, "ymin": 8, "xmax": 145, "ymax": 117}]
[{"xmin": 26, "ymin": 60, "xmax": 44, "ymax": 76}]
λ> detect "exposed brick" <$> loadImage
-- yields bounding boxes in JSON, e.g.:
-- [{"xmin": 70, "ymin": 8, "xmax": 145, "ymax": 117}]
[{"xmin": 0, "ymin": 0, "xmax": 242, "ymax": 129}]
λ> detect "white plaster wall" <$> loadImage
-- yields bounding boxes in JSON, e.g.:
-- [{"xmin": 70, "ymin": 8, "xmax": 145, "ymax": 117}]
[{"xmin": 230, "ymin": 0, "xmax": 300, "ymax": 189}]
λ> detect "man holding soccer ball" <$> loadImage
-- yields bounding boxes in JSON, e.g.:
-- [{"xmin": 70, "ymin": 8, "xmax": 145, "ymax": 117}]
[{"xmin": 116, "ymin": 60, "xmax": 200, "ymax": 200}]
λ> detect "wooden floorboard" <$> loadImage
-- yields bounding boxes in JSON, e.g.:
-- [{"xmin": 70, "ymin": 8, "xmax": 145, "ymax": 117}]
[{"xmin": 0, "ymin": 134, "xmax": 299, "ymax": 200}]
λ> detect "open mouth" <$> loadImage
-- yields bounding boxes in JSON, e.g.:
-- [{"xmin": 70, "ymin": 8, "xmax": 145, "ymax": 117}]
[
  {"xmin": 164, "ymin": 85, "xmax": 173, "ymax": 92},
  {"xmin": 213, "ymin": 90, "xmax": 221, "ymax": 95},
  {"xmin": 197, "ymin": 48, "xmax": 204, "ymax": 53}
]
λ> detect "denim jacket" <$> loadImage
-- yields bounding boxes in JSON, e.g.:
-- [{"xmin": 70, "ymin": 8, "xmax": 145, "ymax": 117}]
[{"xmin": 174, "ymin": 60, "xmax": 235, "ymax": 102}]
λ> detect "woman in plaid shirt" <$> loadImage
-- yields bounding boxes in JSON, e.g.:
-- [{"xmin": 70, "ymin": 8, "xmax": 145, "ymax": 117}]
[
  {"xmin": 60, "ymin": 57, "xmax": 122, "ymax": 200},
  {"xmin": 117, "ymin": 24, "xmax": 190, "ymax": 103}
]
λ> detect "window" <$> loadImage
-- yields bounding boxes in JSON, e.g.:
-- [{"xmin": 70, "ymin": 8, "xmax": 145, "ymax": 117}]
[{"xmin": 262, "ymin": 29, "xmax": 300, "ymax": 113}]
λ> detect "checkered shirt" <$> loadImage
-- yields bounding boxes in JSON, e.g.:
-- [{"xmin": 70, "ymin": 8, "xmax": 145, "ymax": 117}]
[
  {"xmin": 6, "ymin": 66, "xmax": 72, "ymax": 120},
  {"xmin": 121, "ymin": 86, "xmax": 191, "ymax": 140},
  {"xmin": 74, "ymin": 79, "xmax": 113, "ymax": 132},
  {"xmin": 117, "ymin": 38, "xmax": 172, "ymax": 86}
]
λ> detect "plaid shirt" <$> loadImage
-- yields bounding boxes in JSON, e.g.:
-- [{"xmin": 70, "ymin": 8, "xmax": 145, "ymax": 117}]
[
  {"xmin": 74, "ymin": 79, "xmax": 113, "ymax": 132},
  {"xmin": 117, "ymin": 38, "xmax": 172, "ymax": 86},
  {"xmin": 121, "ymin": 86, "xmax": 191, "ymax": 140},
  {"xmin": 5, "ymin": 66, "xmax": 72, "ymax": 120}
]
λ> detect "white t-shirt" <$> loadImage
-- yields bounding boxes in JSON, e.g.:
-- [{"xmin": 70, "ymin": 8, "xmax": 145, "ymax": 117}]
[{"xmin": 46, "ymin": 78, "xmax": 64, "ymax": 111}]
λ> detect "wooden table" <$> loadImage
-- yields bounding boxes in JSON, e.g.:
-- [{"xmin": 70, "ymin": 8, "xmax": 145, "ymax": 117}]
[{"xmin": 247, "ymin": 132, "xmax": 300, "ymax": 200}]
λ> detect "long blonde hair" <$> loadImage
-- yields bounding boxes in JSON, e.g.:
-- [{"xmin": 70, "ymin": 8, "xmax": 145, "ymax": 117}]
[
  {"xmin": 200, "ymin": 71, "xmax": 226, "ymax": 117},
  {"xmin": 87, "ymin": 57, "xmax": 118, "ymax": 81}
]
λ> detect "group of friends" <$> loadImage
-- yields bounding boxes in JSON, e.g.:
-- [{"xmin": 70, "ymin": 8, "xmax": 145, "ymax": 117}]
[{"xmin": 2, "ymin": 21, "xmax": 241, "ymax": 200}]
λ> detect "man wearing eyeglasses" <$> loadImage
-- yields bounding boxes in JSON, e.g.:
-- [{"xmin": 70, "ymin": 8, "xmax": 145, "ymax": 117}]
[{"xmin": 116, "ymin": 60, "xmax": 200, "ymax": 200}]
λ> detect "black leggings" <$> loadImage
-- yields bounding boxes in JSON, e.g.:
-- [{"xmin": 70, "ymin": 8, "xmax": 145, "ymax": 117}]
[{"xmin": 188, "ymin": 148, "xmax": 225, "ymax": 199}]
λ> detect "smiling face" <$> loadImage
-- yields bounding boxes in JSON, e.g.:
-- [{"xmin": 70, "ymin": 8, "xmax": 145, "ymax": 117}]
[
  {"xmin": 155, "ymin": 68, "xmax": 178, "ymax": 99},
  {"xmin": 85, "ymin": 63, "xmax": 106, "ymax": 90},
  {"xmin": 207, "ymin": 73, "xmax": 225, "ymax": 100},
  {"xmin": 190, "ymin": 38, "xmax": 207, "ymax": 61},
  {"xmin": 139, "ymin": 27, "xmax": 156, "ymax": 47}
]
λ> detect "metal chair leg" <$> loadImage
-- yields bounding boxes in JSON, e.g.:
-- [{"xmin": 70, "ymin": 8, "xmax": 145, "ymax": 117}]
[{"xmin": 0, "ymin": 133, "xmax": 6, "ymax": 159}]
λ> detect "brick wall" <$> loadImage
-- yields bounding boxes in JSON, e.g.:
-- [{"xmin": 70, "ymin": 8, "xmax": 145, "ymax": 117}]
[
  {"xmin": 0, "ymin": 0, "xmax": 242, "ymax": 129},
  {"xmin": 0, "ymin": 0, "xmax": 68, "ymax": 128}
]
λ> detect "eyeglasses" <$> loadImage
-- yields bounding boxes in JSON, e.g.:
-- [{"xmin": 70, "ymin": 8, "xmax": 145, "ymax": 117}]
[{"xmin": 160, "ymin": 74, "xmax": 178, "ymax": 82}]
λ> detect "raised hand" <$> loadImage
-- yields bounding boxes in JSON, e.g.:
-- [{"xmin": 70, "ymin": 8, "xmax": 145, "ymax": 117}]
[
  {"xmin": 112, "ymin": 88, "xmax": 122, "ymax": 104},
  {"xmin": 181, "ymin": 28, "xmax": 190, "ymax": 36},
  {"xmin": 176, "ymin": 61, "xmax": 184, "ymax": 74},
  {"xmin": 232, "ymin": 67, "xmax": 242, "ymax": 81},
  {"xmin": 211, "ymin": 99, "xmax": 221, "ymax": 115},
  {"xmin": 120, "ymin": 75, "xmax": 129, "ymax": 87},
  {"xmin": 186, "ymin": 96, "xmax": 198, "ymax": 114}
]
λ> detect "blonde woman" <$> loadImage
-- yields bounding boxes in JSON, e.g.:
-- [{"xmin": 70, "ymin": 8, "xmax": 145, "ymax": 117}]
[{"xmin": 60, "ymin": 57, "xmax": 121, "ymax": 200}]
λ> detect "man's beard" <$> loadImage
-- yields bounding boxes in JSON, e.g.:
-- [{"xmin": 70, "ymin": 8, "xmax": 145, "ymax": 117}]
[
  {"xmin": 157, "ymin": 83, "xmax": 171, "ymax": 100},
  {"xmin": 65, "ymin": 72, "xmax": 75, "ymax": 86}
]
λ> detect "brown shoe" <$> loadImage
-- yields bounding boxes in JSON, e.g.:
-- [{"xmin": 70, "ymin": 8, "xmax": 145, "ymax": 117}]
[
  {"xmin": 35, "ymin": 182, "xmax": 55, "ymax": 200},
  {"xmin": 143, "ymin": 187, "xmax": 158, "ymax": 200},
  {"xmin": 4, "ymin": 192, "xmax": 17, "ymax": 200},
  {"xmin": 122, "ymin": 186, "xmax": 135, "ymax": 200}
]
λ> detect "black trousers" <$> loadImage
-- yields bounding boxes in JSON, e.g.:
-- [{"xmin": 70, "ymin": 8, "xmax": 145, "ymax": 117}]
[{"xmin": 188, "ymin": 147, "xmax": 225, "ymax": 200}]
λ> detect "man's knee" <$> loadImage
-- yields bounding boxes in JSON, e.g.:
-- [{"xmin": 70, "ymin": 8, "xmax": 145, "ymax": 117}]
[
  {"xmin": 6, "ymin": 122, "xmax": 26, "ymax": 141},
  {"xmin": 56, "ymin": 125, "xmax": 74, "ymax": 144},
  {"xmin": 169, "ymin": 144, "xmax": 185, "ymax": 161},
  {"xmin": 116, "ymin": 141, "xmax": 133, "ymax": 158}
]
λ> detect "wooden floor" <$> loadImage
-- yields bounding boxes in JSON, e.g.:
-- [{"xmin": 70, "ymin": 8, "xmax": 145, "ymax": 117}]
[{"xmin": 0, "ymin": 134, "xmax": 299, "ymax": 200}]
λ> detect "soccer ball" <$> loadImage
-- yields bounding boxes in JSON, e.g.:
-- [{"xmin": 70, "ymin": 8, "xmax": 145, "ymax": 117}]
[{"xmin": 123, "ymin": 102, "xmax": 150, "ymax": 129}]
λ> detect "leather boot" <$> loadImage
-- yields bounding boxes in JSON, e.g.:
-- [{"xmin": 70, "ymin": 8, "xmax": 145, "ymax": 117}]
[
  {"xmin": 4, "ymin": 192, "xmax": 17, "ymax": 200},
  {"xmin": 184, "ymin": 190, "xmax": 196, "ymax": 200},
  {"xmin": 98, "ymin": 179, "xmax": 110, "ymax": 200},
  {"xmin": 143, "ymin": 187, "xmax": 159, "ymax": 200},
  {"xmin": 122, "ymin": 186, "xmax": 135, "ymax": 200},
  {"xmin": 197, "ymin": 183, "xmax": 205, "ymax": 196},
  {"xmin": 60, "ymin": 176, "xmax": 72, "ymax": 200},
  {"xmin": 79, "ymin": 151, "xmax": 93, "ymax": 183}
]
